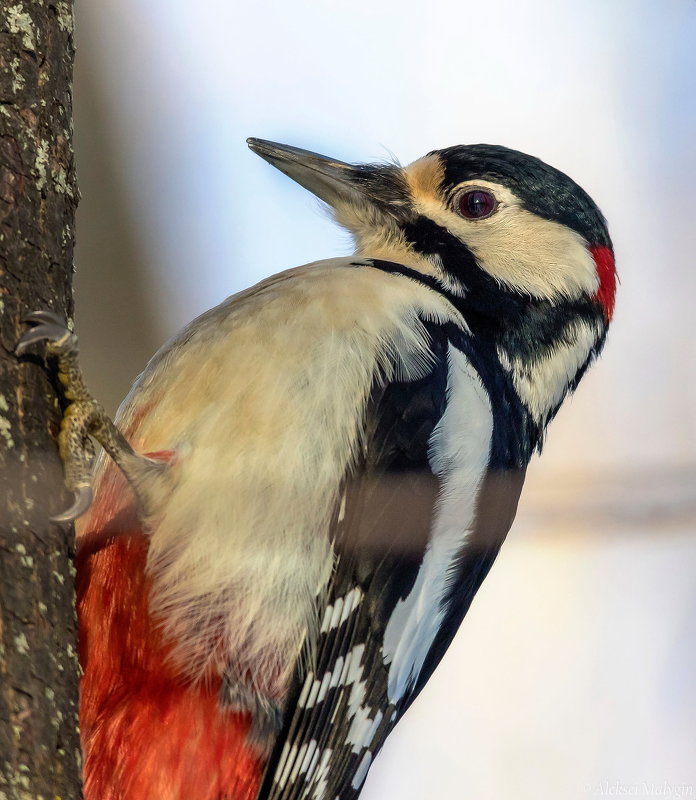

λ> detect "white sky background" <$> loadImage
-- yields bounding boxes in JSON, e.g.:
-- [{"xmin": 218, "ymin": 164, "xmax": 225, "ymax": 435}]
[{"xmin": 75, "ymin": 1, "xmax": 696, "ymax": 798}]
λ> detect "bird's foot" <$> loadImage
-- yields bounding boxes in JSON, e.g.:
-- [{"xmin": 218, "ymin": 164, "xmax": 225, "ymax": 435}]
[{"xmin": 16, "ymin": 311, "xmax": 164, "ymax": 522}]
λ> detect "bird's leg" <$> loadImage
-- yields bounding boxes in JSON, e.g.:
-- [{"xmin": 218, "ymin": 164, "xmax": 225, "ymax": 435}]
[{"xmin": 16, "ymin": 311, "xmax": 165, "ymax": 523}]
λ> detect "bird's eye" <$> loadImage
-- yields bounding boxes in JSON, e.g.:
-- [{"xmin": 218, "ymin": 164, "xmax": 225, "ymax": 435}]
[{"xmin": 456, "ymin": 189, "xmax": 497, "ymax": 220}]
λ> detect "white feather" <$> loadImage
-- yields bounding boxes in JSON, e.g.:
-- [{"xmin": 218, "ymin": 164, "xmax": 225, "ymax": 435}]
[
  {"xmin": 498, "ymin": 317, "xmax": 602, "ymax": 423},
  {"xmin": 352, "ymin": 752, "xmax": 373, "ymax": 791}
]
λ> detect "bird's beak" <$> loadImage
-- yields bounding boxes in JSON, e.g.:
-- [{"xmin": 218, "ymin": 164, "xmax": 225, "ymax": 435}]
[{"xmin": 247, "ymin": 138, "xmax": 408, "ymax": 217}]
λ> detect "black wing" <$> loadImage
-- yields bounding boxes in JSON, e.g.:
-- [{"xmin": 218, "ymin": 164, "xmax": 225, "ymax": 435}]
[{"xmin": 257, "ymin": 326, "xmax": 524, "ymax": 800}]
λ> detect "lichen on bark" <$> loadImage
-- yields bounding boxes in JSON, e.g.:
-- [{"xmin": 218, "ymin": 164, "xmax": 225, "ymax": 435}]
[{"xmin": 0, "ymin": 1, "xmax": 81, "ymax": 798}]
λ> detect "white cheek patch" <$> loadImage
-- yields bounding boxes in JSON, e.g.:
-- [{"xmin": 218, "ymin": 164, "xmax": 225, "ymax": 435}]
[
  {"xmin": 498, "ymin": 317, "xmax": 602, "ymax": 423},
  {"xmin": 412, "ymin": 181, "xmax": 599, "ymax": 302}
]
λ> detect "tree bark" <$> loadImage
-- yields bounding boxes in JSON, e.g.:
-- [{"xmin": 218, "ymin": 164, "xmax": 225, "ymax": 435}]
[{"xmin": 0, "ymin": 2, "xmax": 81, "ymax": 798}]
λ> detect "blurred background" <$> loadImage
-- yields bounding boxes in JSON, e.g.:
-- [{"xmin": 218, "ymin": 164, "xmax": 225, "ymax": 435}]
[{"xmin": 73, "ymin": 1, "xmax": 696, "ymax": 797}]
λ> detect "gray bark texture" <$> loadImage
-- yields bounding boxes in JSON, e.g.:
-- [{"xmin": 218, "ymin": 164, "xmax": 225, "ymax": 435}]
[{"xmin": 0, "ymin": 1, "xmax": 81, "ymax": 798}]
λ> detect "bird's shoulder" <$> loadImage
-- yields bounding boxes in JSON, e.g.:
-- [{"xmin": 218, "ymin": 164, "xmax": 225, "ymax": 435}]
[
  {"xmin": 117, "ymin": 257, "xmax": 466, "ymax": 430},
  {"xmin": 153, "ymin": 257, "xmax": 461, "ymax": 360}
]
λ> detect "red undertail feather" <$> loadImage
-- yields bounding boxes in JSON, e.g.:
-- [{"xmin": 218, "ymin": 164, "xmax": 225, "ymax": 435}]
[
  {"xmin": 77, "ymin": 462, "xmax": 264, "ymax": 800},
  {"xmin": 590, "ymin": 245, "xmax": 616, "ymax": 321}
]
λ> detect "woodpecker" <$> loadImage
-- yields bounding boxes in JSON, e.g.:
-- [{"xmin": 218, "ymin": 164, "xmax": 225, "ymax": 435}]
[{"xmin": 18, "ymin": 138, "xmax": 615, "ymax": 800}]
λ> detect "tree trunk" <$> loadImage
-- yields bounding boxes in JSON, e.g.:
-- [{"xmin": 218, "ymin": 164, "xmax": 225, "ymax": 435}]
[{"xmin": 0, "ymin": 2, "xmax": 81, "ymax": 798}]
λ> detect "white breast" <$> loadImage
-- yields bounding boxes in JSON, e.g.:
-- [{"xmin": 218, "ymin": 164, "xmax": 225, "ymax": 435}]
[{"xmin": 382, "ymin": 344, "xmax": 493, "ymax": 702}]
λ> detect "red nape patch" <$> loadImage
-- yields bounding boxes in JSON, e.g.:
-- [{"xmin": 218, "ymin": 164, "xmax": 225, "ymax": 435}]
[{"xmin": 590, "ymin": 245, "xmax": 617, "ymax": 321}]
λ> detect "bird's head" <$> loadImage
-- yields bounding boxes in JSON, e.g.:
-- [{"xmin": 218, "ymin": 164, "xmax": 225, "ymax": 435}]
[
  {"xmin": 248, "ymin": 138, "xmax": 616, "ymax": 429},
  {"xmin": 248, "ymin": 138, "xmax": 615, "ymax": 323}
]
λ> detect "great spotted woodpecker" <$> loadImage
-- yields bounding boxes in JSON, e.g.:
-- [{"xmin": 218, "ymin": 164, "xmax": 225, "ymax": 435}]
[{"xmin": 18, "ymin": 138, "xmax": 616, "ymax": 800}]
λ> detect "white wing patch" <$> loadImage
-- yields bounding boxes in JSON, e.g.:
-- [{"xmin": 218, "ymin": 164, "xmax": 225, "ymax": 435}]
[{"xmin": 382, "ymin": 345, "xmax": 493, "ymax": 702}]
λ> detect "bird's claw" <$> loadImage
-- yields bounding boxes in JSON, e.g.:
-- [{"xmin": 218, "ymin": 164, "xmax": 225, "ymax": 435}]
[
  {"xmin": 17, "ymin": 310, "xmax": 93, "ymax": 522},
  {"xmin": 16, "ymin": 311, "xmax": 75, "ymax": 357},
  {"xmin": 23, "ymin": 309, "xmax": 66, "ymax": 326},
  {"xmin": 17, "ymin": 310, "xmax": 155, "ymax": 524},
  {"xmin": 51, "ymin": 485, "xmax": 94, "ymax": 524}
]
